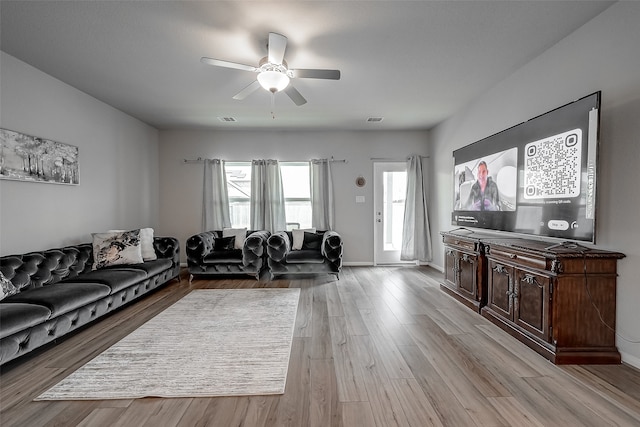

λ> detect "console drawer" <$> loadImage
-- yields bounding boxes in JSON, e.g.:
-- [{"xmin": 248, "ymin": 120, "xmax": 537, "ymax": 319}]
[
  {"xmin": 443, "ymin": 235, "xmax": 477, "ymax": 252},
  {"xmin": 486, "ymin": 245, "xmax": 549, "ymax": 271}
]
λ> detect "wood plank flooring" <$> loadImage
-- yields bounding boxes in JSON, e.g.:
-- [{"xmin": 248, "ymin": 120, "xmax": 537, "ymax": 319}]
[{"xmin": 1, "ymin": 266, "xmax": 640, "ymax": 426}]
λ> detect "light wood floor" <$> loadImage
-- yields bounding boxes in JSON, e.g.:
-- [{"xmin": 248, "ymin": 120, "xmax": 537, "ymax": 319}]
[{"xmin": 1, "ymin": 266, "xmax": 640, "ymax": 426}]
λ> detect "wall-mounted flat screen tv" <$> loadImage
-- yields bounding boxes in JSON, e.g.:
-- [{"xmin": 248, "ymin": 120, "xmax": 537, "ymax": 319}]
[{"xmin": 451, "ymin": 92, "xmax": 600, "ymax": 243}]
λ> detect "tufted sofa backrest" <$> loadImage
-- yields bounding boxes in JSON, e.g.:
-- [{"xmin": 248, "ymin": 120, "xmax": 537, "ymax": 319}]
[
  {"xmin": 0, "ymin": 244, "xmax": 94, "ymax": 292},
  {"xmin": 186, "ymin": 230, "xmax": 260, "ymax": 266}
]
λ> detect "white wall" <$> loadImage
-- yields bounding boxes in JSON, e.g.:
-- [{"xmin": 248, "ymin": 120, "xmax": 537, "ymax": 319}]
[
  {"xmin": 429, "ymin": 2, "xmax": 640, "ymax": 367},
  {"xmin": 158, "ymin": 129, "xmax": 429, "ymax": 264},
  {"xmin": 0, "ymin": 52, "xmax": 160, "ymax": 255}
]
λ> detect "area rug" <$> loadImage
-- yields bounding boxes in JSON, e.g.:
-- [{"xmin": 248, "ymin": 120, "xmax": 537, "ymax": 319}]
[{"xmin": 36, "ymin": 288, "xmax": 300, "ymax": 400}]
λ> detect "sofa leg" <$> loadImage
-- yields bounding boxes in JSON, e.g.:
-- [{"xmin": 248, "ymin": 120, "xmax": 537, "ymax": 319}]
[{"xmin": 189, "ymin": 274, "xmax": 194, "ymax": 284}]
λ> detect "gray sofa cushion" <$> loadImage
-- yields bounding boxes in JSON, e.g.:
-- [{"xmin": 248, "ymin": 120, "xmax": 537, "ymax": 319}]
[
  {"xmin": 286, "ymin": 250, "xmax": 325, "ymax": 264},
  {"xmin": 106, "ymin": 258, "xmax": 172, "ymax": 276},
  {"xmin": 203, "ymin": 250, "xmax": 243, "ymax": 264},
  {"xmin": 3, "ymin": 283, "xmax": 111, "ymax": 317},
  {"xmin": 61, "ymin": 268, "xmax": 147, "ymax": 294},
  {"xmin": 0, "ymin": 303, "xmax": 52, "ymax": 339}
]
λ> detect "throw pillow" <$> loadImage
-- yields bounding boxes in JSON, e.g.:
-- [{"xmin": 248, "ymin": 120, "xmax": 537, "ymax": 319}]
[
  {"xmin": 292, "ymin": 228, "xmax": 316, "ymax": 250},
  {"xmin": 214, "ymin": 236, "xmax": 236, "ymax": 251},
  {"xmin": 109, "ymin": 227, "xmax": 157, "ymax": 261},
  {"xmin": 139, "ymin": 227, "xmax": 157, "ymax": 261},
  {"xmin": 223, "ymin": 228, "xmax": 247, "ymax": 250},
  {"xmin": 92, "ymin": 229, "xmax": 143, "ymax": 270},
  {"xmin": 301, "ymin": 232, "xmax": 323, "ymax": 250},
  {"xmin": 0, "ymin": 271, "xmax": 19, "ymax": 301}
]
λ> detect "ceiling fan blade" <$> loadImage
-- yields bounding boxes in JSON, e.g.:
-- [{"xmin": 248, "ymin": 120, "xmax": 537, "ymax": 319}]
[
  {"xmin": 291, "ymin": 69, "xmax": 341, "ymax": 80},
  {"xmin": 232, "ymin": 80, "xmax": 261, "ymax": 100},
  {"xmin": 284, "ymin": 85, "xmax": 307, "ymax": 106},
  {"xmin": 268, "ymin": 32, "xmax": 287, "ymax": 65},
  {"xmin": 201, "ymin": 57, "xmax": 257, "ymax": 72}
]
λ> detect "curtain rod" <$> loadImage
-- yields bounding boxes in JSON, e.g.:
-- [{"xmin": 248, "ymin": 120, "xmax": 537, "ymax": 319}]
[
  {"xmin": 370, "ymin": 155, "xmax": 430, "ymax": 161},
  {"xmin": 183, "ymin": 157, "xmax": 348, "ymax": 164}
]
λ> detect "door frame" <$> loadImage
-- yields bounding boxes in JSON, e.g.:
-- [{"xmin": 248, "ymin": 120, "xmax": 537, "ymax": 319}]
[{"xmin": 373, "ymin": 161, "xmax": 414, "ymax": 265}]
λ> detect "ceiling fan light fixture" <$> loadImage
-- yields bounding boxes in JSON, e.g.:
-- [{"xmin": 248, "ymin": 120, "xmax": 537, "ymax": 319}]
[{"xmin": 257, "ymin": 70, "xmax": 290, "ymax": 93}]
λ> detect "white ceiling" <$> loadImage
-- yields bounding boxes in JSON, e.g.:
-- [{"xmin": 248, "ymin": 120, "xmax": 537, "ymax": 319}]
[{"xmin": 0, "ymin": 1, "xmax": 614, "ymax": 131}]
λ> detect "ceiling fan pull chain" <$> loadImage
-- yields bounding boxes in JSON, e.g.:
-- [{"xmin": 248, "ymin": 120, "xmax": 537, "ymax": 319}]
[{"xmin": 271, "ymin": 92, "xmax": 276, "ymax": 119}]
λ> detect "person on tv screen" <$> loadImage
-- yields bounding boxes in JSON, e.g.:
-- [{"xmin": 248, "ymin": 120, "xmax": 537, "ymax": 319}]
[{"xmin": 466, "ymin": 161, "xmax": 500, "ymax": 211}]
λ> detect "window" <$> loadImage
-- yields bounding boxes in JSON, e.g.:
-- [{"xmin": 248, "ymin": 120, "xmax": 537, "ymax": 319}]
[
  {"xmin": 225, "ymin": 162, "xmax": 251, "ymax": 228},
  {"xmin": 382, "ymin": 170, "xmax": 407, "ymax": 250},
  {"xmin": 280, "ymin": 162, "xmax": 311, "ymax": 230},
  {"xmin": 225, "ymin": 161, "xmax": 312, "ymax": 230}
]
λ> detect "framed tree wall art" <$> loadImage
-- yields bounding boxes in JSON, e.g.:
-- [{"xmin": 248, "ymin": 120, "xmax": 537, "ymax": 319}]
[{"xmin": 0, "ymin": 128, "xmax": 79, "ymax": 185}]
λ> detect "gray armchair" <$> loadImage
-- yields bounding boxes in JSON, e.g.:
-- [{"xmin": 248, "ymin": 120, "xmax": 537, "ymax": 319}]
[
  {"xmin": 186, "ymin": 230, "xmax": 270, "ymax": 281},
  {"xmin": 266, "ymin": 230, "xmax": 343, "ymax": 280}
]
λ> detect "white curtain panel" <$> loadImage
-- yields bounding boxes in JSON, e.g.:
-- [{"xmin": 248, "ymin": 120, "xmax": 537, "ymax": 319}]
[
  {"xmin": 202, "ymin": 159, "xmax": 231, "ymax": 231},
  {"xmin": 401, "ymin": 155, "xmax": 433, "ymax": 262},
  {"xmin": 310, "ymin": 159, "xmax": 335, "ymax": 230},
  {"xmin": 250, "ymin": 160, "xmax": 264, "ymax": 230},
  {"xmin": 250, "ymin": 160, "xmax": 287, "ymax": 232}
]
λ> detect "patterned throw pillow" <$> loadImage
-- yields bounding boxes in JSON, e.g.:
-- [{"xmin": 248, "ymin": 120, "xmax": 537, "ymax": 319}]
[
  {"xmin": 109, "ymin": 227, "xmax": 157, "ymax": 261},
  {"xmin": 92, "ymin": 229, "xmax": 143, "ymax": 270},
  {"xmin": 0, "ymin": 270, "xmax": 19, "ymax": 301}
]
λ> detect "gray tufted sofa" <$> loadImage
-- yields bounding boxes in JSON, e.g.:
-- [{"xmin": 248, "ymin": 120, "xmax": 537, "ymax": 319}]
[
  {"xmin": 186, "ymin": 230, "xmax": 270, "ymax": 280},
  {"xmin": 266, "ymin": 230, "xmax": 343, "ymax": 280},
  {"xmin": 0, "ymin": 237, "xmax": 180, "ymax": 366}
]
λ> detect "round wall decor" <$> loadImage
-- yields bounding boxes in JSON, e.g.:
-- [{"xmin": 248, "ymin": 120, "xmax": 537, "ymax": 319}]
[{"xmin": 355, "ymin": 176, "xmax": 366, "ymax": 187}]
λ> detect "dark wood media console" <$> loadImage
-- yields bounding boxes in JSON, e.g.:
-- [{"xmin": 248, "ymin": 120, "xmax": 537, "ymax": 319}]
[
  {"xmin": 440, "ymin": 230, "xmax": 625, "ymax": 364},
  {"xmin": 440, "ymin": 231, "xmax": 491, "ymax": 313}
]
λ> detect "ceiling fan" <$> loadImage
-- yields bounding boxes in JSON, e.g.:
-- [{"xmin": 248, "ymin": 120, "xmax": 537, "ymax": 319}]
[{"xmin": 201, "ymin": 32, "xmax": 340, "ymax": 106}]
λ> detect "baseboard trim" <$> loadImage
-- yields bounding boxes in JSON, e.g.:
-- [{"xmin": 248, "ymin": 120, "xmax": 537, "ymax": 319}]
[
  {"xmin": 430, "ymin": 263, "xmax": 444, "ymax": 273},
  {"xmin": 620, "ymin": 350, "xmax": 640, "ymax": 370},
  {"xmin": 343, "ymin": 262, "xmax": 442, "ymax": 269},
  {"xmin": 180, "ymin": 260, "xmax": 440, "ymax": 270}
]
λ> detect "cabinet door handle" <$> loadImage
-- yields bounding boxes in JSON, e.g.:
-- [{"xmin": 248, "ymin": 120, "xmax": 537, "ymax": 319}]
[
  {"xmin": 493, "ymin": 264, "xmax": 507, "ymax": 274},
  {"xmin": 522, "ymin": 274, "xmax": 542, "ymax": 288}
]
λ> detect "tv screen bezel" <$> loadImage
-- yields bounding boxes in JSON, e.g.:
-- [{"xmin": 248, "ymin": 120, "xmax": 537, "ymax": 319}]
[{"xmin": 450, "ymin": 91, "xmax": 601, "ymax": 244}]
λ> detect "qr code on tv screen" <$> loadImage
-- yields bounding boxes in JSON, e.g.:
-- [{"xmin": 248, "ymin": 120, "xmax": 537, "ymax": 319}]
[{"xmin": 524, "ymin": 128, "xmax": 582, "ymax": 199}]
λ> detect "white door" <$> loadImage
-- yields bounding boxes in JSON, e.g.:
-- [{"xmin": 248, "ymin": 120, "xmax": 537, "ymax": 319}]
[{"xmin": 373, "ymin": 162, "xmax": 410, "ymax": 264}]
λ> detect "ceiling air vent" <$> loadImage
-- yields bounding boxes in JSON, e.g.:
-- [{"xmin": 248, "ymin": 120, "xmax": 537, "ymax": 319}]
[
  {"xmin": 218, "ymin": 117, "xmax": 237, "ymax": 122},
  {"xmin": 367, "ymin": 117, "xmax": 384, "ymax": 123}
]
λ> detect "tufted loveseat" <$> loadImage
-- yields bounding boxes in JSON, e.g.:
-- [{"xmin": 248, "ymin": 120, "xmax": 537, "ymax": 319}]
[
  {"xmin": 266, "ymin": 230, "xmax": 343, "ymax": 280},
  {"xmin": 186, "ymin": 230, "xmax": 270, "ymax": 281},
  {"xmin": 0, "ymin": 237, "xmax": 180, "ymax": 366}
]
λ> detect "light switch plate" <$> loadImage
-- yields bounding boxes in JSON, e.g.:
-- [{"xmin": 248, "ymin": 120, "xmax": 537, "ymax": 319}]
[{"xmin": 356, "ymin": 196, "xmax": 365, "ymax": 203}]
